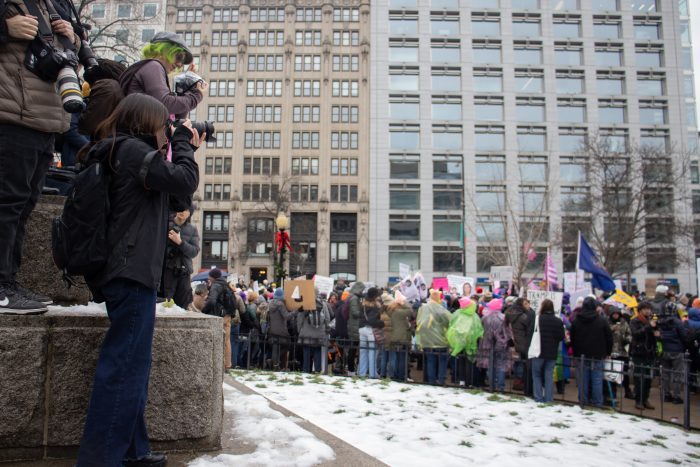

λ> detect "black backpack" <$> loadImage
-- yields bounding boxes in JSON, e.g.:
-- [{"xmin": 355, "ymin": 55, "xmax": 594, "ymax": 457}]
[
  {"xmin": 51, "ymin": 140, "xmax": 157, "ymax": 281},
  {"xmin": 219, "ymin": 286, "xmax": 237, "ymax": 317}
]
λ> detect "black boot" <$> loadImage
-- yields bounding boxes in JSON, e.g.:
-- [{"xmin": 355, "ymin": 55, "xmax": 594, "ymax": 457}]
[{"xmin": 123, "ymin": 452, "xmax": 167, "ymax": 467}]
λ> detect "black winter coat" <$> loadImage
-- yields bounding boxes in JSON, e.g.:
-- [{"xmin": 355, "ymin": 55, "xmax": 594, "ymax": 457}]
[
  {"xmin": 165, "ymin": 217, "xmax": 200, "ymax": 275},
  {"xmin": 268, "ymin": 298, "xmax": 291, "ymax": 337},
  {"xmin": 359, "ymin": 300, "xmax": 385, "ymax": 329},
  {"xmin": 658, "ymin": 315, "xmax": 687, "ymax": 353},
  {"xmin": 506, "ymin": 304, "xmax": 535, "ymax": 356},
  {"xmin": 629, "ymin": 317, "xmax": 657, "ymax": 359},
  {"xmin": 202, "ymin": 278, "xmax": 230, "ymax": 317},
  {"xmin": 528, "ymin": 311, "xmax": 565, "ymax": 360},
  {"xmin": 86, "ymin": 128, "xmax": 198, "ymax": 295},
  {"xmin": 570, "ymin": 310, "xmax": 613, "ymax": 359}
]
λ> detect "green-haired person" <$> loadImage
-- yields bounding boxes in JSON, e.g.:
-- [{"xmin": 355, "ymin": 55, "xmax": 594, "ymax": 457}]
[{"xmin": 120, "ymin": 32, "xmax": 206, "ymax": 119}]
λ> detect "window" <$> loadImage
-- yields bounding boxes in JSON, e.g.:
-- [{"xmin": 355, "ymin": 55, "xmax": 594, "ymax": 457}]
[
  {"xmin": 475, "ymin": 156, "xmax": 505, "ymax": 182},
  {"xmin": 554, "ymin": 42, "xmax": 582, "ymax": 66},
  {"xmin": 556, "ymin": 71, "xmax": 584, "ymax": 93},
  {"xmin": 203, "ymin": 184, "xmax": 231, "ymax": 201},
  {"xmin": 92, "ymin": 4, "xmax": 105, "ymax": 19},
  {"xmin": 513, "ymin": 42, "xmax": 542, "ymax": 65},
  {"xmin": 290, "ymin": 184, "xmax": 319, "ymax": 202},
  {"xmin": 248, "ymin": 54, "xmax": 283, "ymax": 72},
  {"xmin": 390, "ymin": 158, "xmax": 419, "ymax": 178},
  {"xmin": 177, "ymin": 8, "xmax": 201, "ymax": 23},
  {"xmin": 331, "ymin": 158, "xmax": 359, "ymax": 176},
  {"xmin": 471, "ymin": 14, "xmax": 500, "ymax": 36},
  {"xmin": 244, "ymin": 131, "xmax": 281, "ymax": 149},
  {"xmin": 205, "ymin": 157, "xmax": 232, "ymax": 175},
  {"xmin": 143, "ymin": 3, "xmax": 157, "ymax": 18},
  {"xmin": 390, "ymin": 215, "xmax": 420, "ymax": 240},
  {"xmin": 389, "ymin": 42, "xmax": 418, "ymax": 62},
  {"xmin": 246, "ymin": 80, "xmax": 283, "ymax": 97},
  {"xmin": 207, "ymin": 105, "xmax": 235, "ymax": 123},
  {"xmin": 212, "ymin": 8, "xmax": 239, "ymax": 23},
  {"xmin": 391, "ymin": 0, "xmax": 418, "ymax": 6},
  {"xmin": 250, "ymin": 8, "xmax": 285, "ymax": 22},
  {"xmin": 514, "ymin": 69, "xmax": 543, "ymax": 93},
  {"xmin": 243, "ymin": 157, "xmax": 280, "ymax": 175},
  {"xmin": 331, "ymin": 132, "xmax": 358, "ymax": 150},
  {"xmin": 390, "ymin": 69, "xmax": 419, "ymax": 91},
  {"xmin": 475, "ymin": 126, "xmax": 504, "ymax": 151},
  {"xmin": 333, "ymin": 8, "xmax": 360, "ymax": 22},
  {"xmin": 293, "ymin": 80, "xmax": 321, "ymax": 97},
  {"xmin": 115, "ymin": 29, "xmax": 128, "ymax": 44},
  {"xmin": 559, "ymin": 127, "xmax": 586, "ymax": 153},
  {"xmin": 640, "ymin": 129, "xmax": 668, "ymax": 151},
  {"xmin": 296, "ymin": 30, "xmax": 322, "ymax": 46},
  {"xmin": 390, "ymin": 99, "xmax": 419, "ymax": 120},
  {"xmin": 296, "ymin": 8, "xmax": 322, "ymax": 22},
  {"xmin": 560, "ymin": 157, "xmax": 587, "ymax": 183},
  {"xmin": 291, "ymin": 157, "xmax": 319, "ymax": 176},
  {"xmin": 598, "ymin": 99, "xmax": 627, "ymax": 124},
  {"xmin": 474, "ymin": 97, "xmax": 503, "ymax": 122},
  {"xmin": 475, "ymin": 187, "xmax": 506, "ymax": 211},
  {"xmin": 212, "ymin": 31, "xmax": 238, "ymax": 47},
  {"xmin": 141, "ymin": 29, "xmax": 155, "ymax": 42},
  {"xmin": 597, "ymin": 71, "xmax": 625, "ymax": 95},
  {"xmin": 512, "ymin": 0, "xmax": 539, "ymax": 8},
  {"xmin": 432, "ymin": 97, "xmax": 462, "ymax": 120},
  {"xmin": 517, "ymin": 127, "xmax": 546, "ymax": 152},
  {"xmin": 519, "ymin": 186, "xmax": 547, "ymax": 212},
  {"xmin": 390, "ymin": 184, "xmax": 420, "ymax": 209},
  {"xmin": 333, "ymin": 55, "xmax": 360, "ymax": 71},
  {"xmin": 473, "ymin": 41, "xmax": 501, "ymax": 64},
  {"xmin": 433, "ymin": 155, "xmax": 463, "ymax": 180},
  {"xmin": 294, "ymin": 55, "xmax": 322, "ymax": 72},
  {"xmin": 117, "ymin": 4, "xmax": 132, "ymax": 18},
  {"xmin": 332, "ymin": 80, "xmax": 359, "ymax": 97},
  {"xmin": 389, "ymin": 247, "xmax": 420, "ymax": 273},
  {"xmin": 329, "ymin": 185, "xmax": 358, "ymax": 203},
  {"xmin": 473, "ymin": 69, "xmax": 502, "ymax": 92},
  {"xmin": 432, "ymin": 125, "xmax": 462, "ymax": 150},
  {"xmin": 593, "ymin": 19, "xmax": 621, "ymax": 39},
  {"xmin": 433, "ymin": 184, "xmax": 463, "ymax": 211},
  {"xmin": 560, "ymin": 187, "xmax": 589, "ymax": 212},
  {"xmin": 241, "ymin": 184, "xmax": 278, "ymax": 202},
  {"xmin": 209, "ymin": 80, "xmax": 236, "ymax": 97},
  {"xmin": 596, "ymin": 43, "xmax": 623, "ymax": 66},
  {"xmin": 476, "ymin": 217, "xmax": 506, "ymax": 242},
  {"xmin": 519, "ymin": 157, "xmax": 548, "ymax": 183},
  {"xmin": 433, "ymin": 247, "xmax": 463, "ymax": 272},
  {"xmin": 203, "ymin": 240, "xmax": 228, "ymax": 261},
  {"xmin": 292, "ymin": 132, "xmax": 320, "ymax": 149},
  {"xmin": 333, "ymin": 30, "xmax": 360, "ymax": 46},
  {"xmin": 210, "ymin": 55, "xmax": 237, "ymax": 72},
  {"xmin": 557, "ymin": 99, "xmax": 586, "ymax": 123},
  {"xmin": 206, "ymin": 132, "xmax": 234, "ymax": 149},
  {"xmin": 332, "ymin": 105, "xmax": 359, "ymax": 123},
  {"xmin": 636, "ymin": 45, "xmax": 663, "ymax": 67},
  {"xmin": 637, "ymin": 72, "xmax": 665, "ymax": 96},
  {"xmin": 553, "ymin": 0, "xmax": 579, "ymax": 9},
  {"xmin": 245, "ymin": 105, "xmax": 282, "ymax": 123},
  {"xmin": 552, "ymin": 16, "xmax": 581, "ymax": 38},
  {"xmin": 647, "ymin": 248, "xmax": 675, "ymax": 274},
  {"xmin": 389, "ymin": 15, "xmax": 418, "ymax": 35},
  {"xmin": 431, "ymin": 40, "xmax": 460, "ymax": 63},
  {"xmin": 391, "ymin": 125, "xmax": 420, "ymax": 150},
  {"xmin": 203, "ymin": 212, "xmax": 230, "ymax": 232},
  {"xmin": 248, "ymin": 31, "xmax": 284, "ymax": 47},
  {"xmin": 294, "ymin": 105, "xmax": 321, "ymax": 123},
  {"xmin": 431, "ymin": 68, "xmax": 461, "ymax": 92},
  {"xmin": 634, "ymin": 20, "xmax": 660, "ymax": 40},
  {"xmin": 512, "ymin": 16, "xmax": 541, "ymax": 37},
  {"xmin": 593, "ymin": 0, "xmax": 618, "ymax": 10},
  {"xmin": 516, "ymin": 98, "xmax": 545, "ymax": 123},
  {"xmin": 639, "ymin": 100, "xmax": 667, "ymax": 125},
  {"xmin": 431, "ymin": 13, "xmax": 460, "ymax": 35}
]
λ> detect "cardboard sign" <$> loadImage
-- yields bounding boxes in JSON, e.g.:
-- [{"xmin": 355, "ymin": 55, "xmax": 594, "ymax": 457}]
[
  {"xmin": 284, "ymin": 279, "xmax": 316, "ymax": 311},
  {"xmin": 489, "ymin": 266, "xmax": 513, "ymax": 283},
  {"xmin": 527, "ymin": 290, "xmax": 564, "ymax": 317},
  {"xmin": 313, "ymin": 275, "xmax": 334, "ymax": 298},
  {"xmin": 399, "ymin": 263, "xmax": 411, "ymax": 280},
  {"xmin": 446, "ymin": 275, "xmax": 475, "ymax": 297}
]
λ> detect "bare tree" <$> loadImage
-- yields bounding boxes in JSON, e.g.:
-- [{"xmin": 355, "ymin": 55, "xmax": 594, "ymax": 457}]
[
  {"xmin": 75, "ymin": 0, "xmax": 161, "ymax": 62},
  {"xmin": 572, "ymin": 133, "xmax": 693, "ymax": 279}
]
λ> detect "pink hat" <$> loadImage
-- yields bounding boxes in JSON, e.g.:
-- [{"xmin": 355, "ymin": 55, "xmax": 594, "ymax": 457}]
[
  {"xmin": 458, "ymin": 297, "xmax": 472, "ymax": 309},
  {"xmin": 487, "ymin": 298, "xmax": 503, "ymax": 312}
]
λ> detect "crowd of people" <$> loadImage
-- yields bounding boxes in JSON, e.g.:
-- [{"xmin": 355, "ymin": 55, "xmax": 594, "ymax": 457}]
[{"xmin": 187, "ymin": 271, "xmax": 700, "ymax": 414}]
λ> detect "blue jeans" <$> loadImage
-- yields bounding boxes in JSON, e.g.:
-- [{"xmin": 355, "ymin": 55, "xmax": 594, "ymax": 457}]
[
  {"xmin": 77, "ymin": 279, "xmax": 156, "ymax": 467},
  {"xmin": 303, "ymin": 345, "xmax": 322, "ymax": 373},
  {"xmin": 358, "ymin": 326, "xmax": 376, "ymax": 377},
  {"xmin": 230, "ymin": 324, "xmax": 241, "ymax": 368},
  {"xmin": 390, "ymin": 348, "xmax": 408, "ymax": 380},
  {"xmin": 377, "ymin": 348, "xmax": 391, "ymax": 378},
  {"xmin": 531, "ymin": 358, "xmax": 556, "ymax": 403},
  {"xmin": 579, "ymin": 359, "xmax": 604, "ymax": 406},
  {"xmin": 424, "ymin": 348, "xmax": 449, "ymax": 385}
]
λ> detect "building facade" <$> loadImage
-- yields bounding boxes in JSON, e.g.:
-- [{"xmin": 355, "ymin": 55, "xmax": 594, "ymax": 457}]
[
  {"xmin": 369, "ymin": 0, "xmax": 698, "ymax": 292},
  {"xmin": 166, "ymin": 0, "xmax": 371, "ymax": 283}
]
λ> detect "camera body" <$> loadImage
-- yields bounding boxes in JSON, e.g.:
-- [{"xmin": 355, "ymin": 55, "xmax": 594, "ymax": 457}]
[
  {"xmin": 174, "ymin": 71, "xmax": 204, "ymax": 96},
  {"xmin": 168, "ymin": 119, "xmax": 217, "ymax": 143}
]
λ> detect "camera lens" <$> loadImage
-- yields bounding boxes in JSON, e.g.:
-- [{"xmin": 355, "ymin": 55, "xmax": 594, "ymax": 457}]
[
  {"xmin": 191, "ymin": 121, "xmax": 216, "ymax": 142},
  {"xmin": 57, "ymin": 67, "xmax": 85, "ymax": 113}
]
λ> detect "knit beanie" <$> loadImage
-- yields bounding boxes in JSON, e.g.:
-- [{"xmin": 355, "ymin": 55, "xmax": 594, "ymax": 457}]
[
  {"xmin": 209, "ymin": 268, "xmax": 222, "ymax": 279},
  {"xmin": 274, "ymin": 288, "xmax": 284, "ymax": 299}
]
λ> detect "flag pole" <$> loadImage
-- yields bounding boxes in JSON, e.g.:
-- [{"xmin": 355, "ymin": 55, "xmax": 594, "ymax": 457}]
[
  {"xmin": 576, "ymin": 231, "xmax": 581, "ymax": 272},
  {"xmin": 545, "ymin": 246, "xmax": 550, "ymax": 291}
]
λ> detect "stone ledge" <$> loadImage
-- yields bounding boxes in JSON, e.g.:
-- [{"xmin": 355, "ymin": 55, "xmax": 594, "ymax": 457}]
[{"xmin": 0, "ymin": 311, "xmax": 224, "ymax": 462}]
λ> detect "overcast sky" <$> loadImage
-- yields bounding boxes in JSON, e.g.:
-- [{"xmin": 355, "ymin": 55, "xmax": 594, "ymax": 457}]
[{"xmin": 692, "ymin": 2, "xmax": 700, "ymax": 120}]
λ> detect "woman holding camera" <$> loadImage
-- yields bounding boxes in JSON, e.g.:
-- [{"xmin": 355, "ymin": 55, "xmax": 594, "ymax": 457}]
[
  {"xmin": 76, "ymin": 93, "xmax": 203, "ymax": 467},
  {"xmin": 120, "ymin": 31, "xmax": 206, "ymax": 119}
]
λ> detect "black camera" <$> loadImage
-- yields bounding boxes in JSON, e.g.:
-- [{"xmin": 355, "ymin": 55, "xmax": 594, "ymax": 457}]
[
  {"xmin": 24, "ymin": 38, "xmax": 84, "ymax": 113},
  {"xmin": 168, "ymin": 119, "xmax": 216, "ymax": 143},
  {"xmin": 78, "ymin": 40, "xmax": 99, "ymax": 73},
  {"xmin": 170, "ymin": 225, "xmax": 181, "ymax": 235},
  {"xmin": 174, "ymin": 71, "xmax": 204, "ymax": 96}
]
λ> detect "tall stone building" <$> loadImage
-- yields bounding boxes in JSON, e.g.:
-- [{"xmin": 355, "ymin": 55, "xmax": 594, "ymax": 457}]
[
  {"xmin": 369, "ymin": 0, "xmax": 698, "ymax": 292},
  {"xmin": 166, "ymin": 0, "xmax": 371, "ymax": 283}
]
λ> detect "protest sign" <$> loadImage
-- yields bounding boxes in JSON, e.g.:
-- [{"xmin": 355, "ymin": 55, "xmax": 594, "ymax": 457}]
[
  {"xmin": 284, "ymin": 279, "xmax": 316, "ymax": 311},
  {"xmin": 489, "ymin": 266, "xmax": 513, "ymax": 283},
  {"xmin": 527, "ymin": 290, "xmax": 564, "ymax": 317},
  {"xmin": 446, "ymin": 275, "xmax": 475, "ymax": 297},
  {"xmin": 313, "ymin": 275, "xmax": 334, "ymax": 298},
  {"xmin": 399, "ymin": 263, "xmax": 411, "ymax": 280},
  {"xmin": 432, "ymin": 277, "xmax": 449, "ymax": 292}
]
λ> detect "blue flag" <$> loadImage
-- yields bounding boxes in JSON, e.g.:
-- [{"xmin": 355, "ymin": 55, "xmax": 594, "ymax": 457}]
[{"xmin": 578, "ymin": 233, "xmax": 616, "ymax": 292}]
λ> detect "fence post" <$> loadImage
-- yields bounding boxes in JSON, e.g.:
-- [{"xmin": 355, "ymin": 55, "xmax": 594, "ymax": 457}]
[{"xmin": 684, "ymin": 354, "xmax": 691, "ymax": 430}]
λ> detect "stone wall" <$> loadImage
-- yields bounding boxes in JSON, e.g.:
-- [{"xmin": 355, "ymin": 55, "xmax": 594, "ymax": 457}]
[{"xmin": 0, "ymin": 310, "xmax": 224, "ymax": 462}]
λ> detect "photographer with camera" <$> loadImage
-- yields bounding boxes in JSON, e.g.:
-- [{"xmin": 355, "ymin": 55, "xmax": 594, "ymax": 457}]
[
  {"xmin": 162, "ymin": 207, "xmax": 200, "ymax": 309},
  {"xmin": 0, "ymin": 0, "xmax": 82, "ymax": 314}
]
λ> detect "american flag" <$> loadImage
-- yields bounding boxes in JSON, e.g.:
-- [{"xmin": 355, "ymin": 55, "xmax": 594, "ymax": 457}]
[{"xmin": 543, "ymin": 252, "xmax": 559, "ymax": 289}]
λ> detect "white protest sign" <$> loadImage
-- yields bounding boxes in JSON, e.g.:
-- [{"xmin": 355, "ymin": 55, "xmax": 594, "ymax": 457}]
[
  {"xmin": 564, "ymin": 270, "xmax": 586, "ymax": 292},
  {"xmin": 603, "ymin": 359, "xmax": 624, "ymax": 384},
  {"xmin": 489, "ymin": 266, "xmax": 513, "ymax": 283},
  {"xmin": 569, "ymin": 283, "xmax": 593, "ymax": 308},
  {"xmin": 313, "ymin": 275, "xmax": 335, "ymax": 298},
  {"xmin": 527, "ymin": 290, "xmax": 564, "ymax": 317},
  {"xmin": 399, "ymin": 263, "xmax": 411, "ymax": 280},
  {"xmin": 447, "ymin": 275, "xmax": 475, "ymax": 297},
  {"xmin": 614, "ymin": 280, "xmax": 622, "ymax": 291}
]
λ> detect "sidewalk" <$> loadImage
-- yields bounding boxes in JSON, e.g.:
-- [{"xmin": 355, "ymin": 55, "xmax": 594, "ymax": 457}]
[{"xmin": 4, "ymin": 375, "xmax": 386, "ymax": 467}]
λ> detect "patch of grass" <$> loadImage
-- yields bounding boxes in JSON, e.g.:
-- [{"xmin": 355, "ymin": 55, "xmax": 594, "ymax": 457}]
[
  {"xmin": 333, "ymin": 409, "xmax": 346, "ymax": 414},
  {"xmin": 603, "ymin": 430, "xmax": 614, "ymax": 435},
  {"xmin": 583, "ymin": 411, "xmax": 594, "ymax": 416},
  {"xmin": 487, "ymin": 394, "xmax": 506, "ymax": 402},
  {"xmin": 688, "ymin": 441, "xmax": 700, "ymax": 448},
  {"xmin": 267, "ymin": 374, "xmax": 278, "ymax": 381},
  {"xmin": 503, "ymin": 436, "xmax": 519, "ymax": 443},
  {"xmin": 466, "ymin": 388, "xmax": 483, "ymax": 395},
  {"xmin": 656, "ymin": 435, "xmax": 668, "ymax": 440},
  {"xmin": 477, "ymin": 429, "xmax": 487, "ymax": 436},
  {"xmin": 379, "ymin": 378, "xmax": 391, "ymax": 386},
  {"xmin": 386, "ymin": 434, "xmax": 395, "ymax": 441},
  {"xmin": 454, "ymin": 403, "xmax": 464, "ymax": 408},
  {"xmin": 254, "ymin": 383, "xmax": 267, "ymax": 388},
  {"xmin": 290, "ymin": 380, "xmax": 305, "ymax": 386},
  {"xmin": 664, "ymin": 459, "xmax": 681, "ymax": 465},
  {"xmin": 686, "ymin": 453, "xmax": 700, "ymax": 460},
  {"xmin": 647, "ymin": 439, "xmax": 668, "ymax": 449},
  {"xmin": 400, "ymin": 387, "xmax": 411, "ymax": 393},
  {"xmin": 579, "ymin": 440, "xmax": 599, "ymax": 447},
  {"xmin": 419, "ymin": 436, "xmax": 431, "ymax": 441},
  {"xmin": 550, "ymin": 422, "xmax": 570, "ymax": 429},
  {"xmin": 459, "ymin": 440, "xmax": 473, "ymax": 448},
  {"xmin": 365, "ymin": 397, "xmax": 373, "ymax": 403},
  {"xmin": 442, "ymin": 422, "xmax": 450, "ymax": 429},
  {"xmin": 508, "ymin": 411, "xmax": 519, "ymax": 417},
  {"xmin": 278, "ymin": 377, "xmax": 293, "ymax": 384},
  {"xmin": 508, "ymin": 395, "xmax": 526, "ymax": 402},
  {"xmin": 535, "ymin": 438, "xmax": 561, "ymax": 444},
  {"xmin": 365, "ymin": 411, "xmax": 379, "ymax": 416}
]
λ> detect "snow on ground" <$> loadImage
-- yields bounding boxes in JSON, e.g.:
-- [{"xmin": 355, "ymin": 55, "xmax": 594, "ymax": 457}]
[
  {"xmin": 232, "ymin": 370, "xmax": 700, "ymax": 467},
  {"xmin": 189, "ymin": 382, "xmax": 335, "ymax": 467},
  {"xmin": 48, "ymin": 301, "xmax": 191, "ymax": 315}
]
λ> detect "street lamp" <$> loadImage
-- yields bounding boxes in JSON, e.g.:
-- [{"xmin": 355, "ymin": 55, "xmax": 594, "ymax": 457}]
[{"xmin": 275, "ymin": 213, "xmax": 290, "ymax": 285}]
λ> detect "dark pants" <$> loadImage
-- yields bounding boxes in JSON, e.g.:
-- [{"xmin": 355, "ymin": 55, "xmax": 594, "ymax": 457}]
[
  {"xmin": 347, "ymin": 340, "xmax": 358, "ymax": 372},
  {"xmin": 303, "ymin": 345, "xmax": 322, "ymax": 373},
  {"xmin": 424, "ymin": 348, "xmax": 449, "ymax": 385},
  {"xmin": 161, "ymin": 267, "xmax": 193, "ymax": 308},
  {"xmin": 390, "ymin": 346, "xmax": 408, "ymax": 380},
  {"xmin": 633, "ymin": 356, "xmax": 655, "ymax": 404},
  {"xmin": 77, "ymin": 279, "xmax": 157, "ymax": 467},
  {"xmin": 0, "ymin": 124, "xmax": 54, "ymax": 283}
]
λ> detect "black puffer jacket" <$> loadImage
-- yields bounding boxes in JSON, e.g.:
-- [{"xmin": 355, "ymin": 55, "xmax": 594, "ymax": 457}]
[
  {"xmin": 528, "ymin": 310, "xmax": 565, "ymax": 360},
  {"xmin": 658, "ymin": 314, "xmax": 687, "ymax": 354},
  {"xmin": 86, "ymin": 128, "xmax": 198, "ymax": 294},
  {"xmin": 359, "ymin": 299, "xmax": 385, "ymax": 329},
  {"xmin": 165, "ymin": 216, "xmax": 200, "ymax": 275},
  {"xmin": 629, "ymin": 317, "xmax": 657, "ymax": 359},
  {"xmin": 268, "ymin": 298, "xmax": 291, "ymax": 337},
  {"xmin": 506, "ymin": 303, "xmax": 535, "ymax": 355},
  {"xmin": 570, "ymin": 305, "xmax": 613, "ymax": 359},
  {"xmin": 202, "ymin": 277, "xmax": 230, "ymax": 317}
]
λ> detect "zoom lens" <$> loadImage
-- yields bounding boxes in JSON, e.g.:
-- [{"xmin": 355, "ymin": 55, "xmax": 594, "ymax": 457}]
[{"xmin": 57, "ymin": 67, "xmax": 85, "ymax": 113}]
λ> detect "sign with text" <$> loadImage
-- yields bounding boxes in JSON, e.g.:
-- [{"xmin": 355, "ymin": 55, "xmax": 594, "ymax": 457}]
[
  {"xmin": 489, "ymin": 266, "xmax": 513, "ymax": 283},
  {"xmin": 284, "ymin": 279, "xmax": 316, "ymax": 311},
  {"xmin": 527, "ymin": 290, "xmax": 564, "ymax": 317},
  {"xmin": 446, "ymin": 275, "xmax": 475, "ymax": 297},
  {"xmin": 313, "ymin": 275, "xmax": 335, "ymax": 298},
  {"xmin": 399, "ymin": 263, "xmax": 411, "ymax": 280}
]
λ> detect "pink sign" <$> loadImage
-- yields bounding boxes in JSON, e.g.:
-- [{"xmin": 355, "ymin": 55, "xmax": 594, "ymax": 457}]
[{"xmin": 432, "ymin": 277, "xmax": 449, "ymax": 291}]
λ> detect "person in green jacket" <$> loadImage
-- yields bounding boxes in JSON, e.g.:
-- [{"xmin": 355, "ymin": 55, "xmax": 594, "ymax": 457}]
[
  {"xmin": 385, "ymin": 291, "xmax": 415, "ymax": 381},
  {"xmin": 416, "ymin": 290, "xmax": 452, "ymax": 385},
  {"xmin": 447, "ymin": 297, "xmax": 484, "ymax": 386}
]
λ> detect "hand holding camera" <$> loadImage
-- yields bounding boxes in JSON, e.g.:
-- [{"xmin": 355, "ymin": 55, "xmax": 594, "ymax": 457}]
[
  {"xmin": 50, "ymin": 18, "xmax": 73, "ymax": 39},
  {"xmin": 6, "ymin": 14, "xmax": 39, "ymax": 40},
  {"xmin": 168, "ymin": 228, "xmax": 182, "ymax": 245}
]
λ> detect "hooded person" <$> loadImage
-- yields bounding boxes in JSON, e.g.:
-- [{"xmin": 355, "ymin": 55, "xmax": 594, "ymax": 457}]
[
  {"xmin": 345, "ymin": 281, "xmax": 365, "ymax": 374},
  {"xmin": 416, "ymin": 290, "xmax": 452, "ymax": 385},
  {"xmin": 267, "ymin": 287, "xmax": 291, "ymax": 370},
  {"xmin": 297, "ymin": 289, "xmax": 331, "ymax": 373},
  {"xmin": 570, "ymin": 297, "xmax": 613, "ymax": 407},
  {"xmin": 385, "ymin": 290, "xmax": 415, "ymax": 381},
  {"xmin": 477, "ymin": 297, "xmax": 513, "ymax": 391},
  {"xmin": 657, "ymin": 301, "xmax": 688, "ymax": 404},
  {"xmin": 357, "ymin": 286, "xmax": 384, "ymax": 378},
  {"xmin": 505, "ymin": 297, "xmax": 535, "ymax": 393},
  {"xmin": 608, "ymin": 306, "xmax": 633, "ymax": 400},
  {"xmin": 447, "ymin": 297, "xmax": 484, "ymax": 387}
]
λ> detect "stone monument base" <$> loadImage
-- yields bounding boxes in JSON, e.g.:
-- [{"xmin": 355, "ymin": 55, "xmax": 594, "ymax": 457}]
[{"xmin": 0, "ymin": 310, "xmax": 224, "ymax": 462}]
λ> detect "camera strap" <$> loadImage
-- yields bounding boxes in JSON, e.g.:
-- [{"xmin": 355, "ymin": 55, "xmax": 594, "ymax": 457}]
[{"xmin": 21, "ymin": 0, "xmax": 53, "ymax": 42}]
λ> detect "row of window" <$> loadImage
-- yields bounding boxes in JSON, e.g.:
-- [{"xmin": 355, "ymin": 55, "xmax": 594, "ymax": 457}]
[
  {"xmin": 181, "ymin": 7, "xmax": 360, "ymax": 24},
  {"xmin": 205, "ymin": 105, "xmax": 360, "ymax": 124},
  {"xmin": 387, "ymin": 0, "xmax": 664, "ymax": 12}
]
